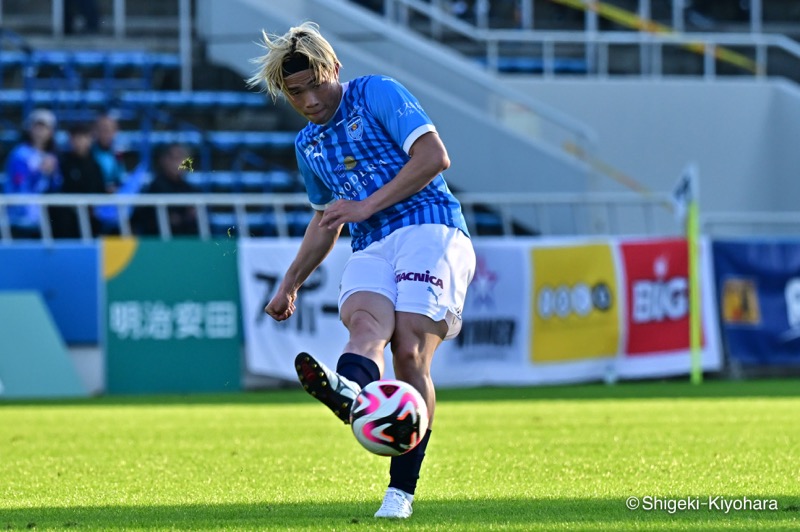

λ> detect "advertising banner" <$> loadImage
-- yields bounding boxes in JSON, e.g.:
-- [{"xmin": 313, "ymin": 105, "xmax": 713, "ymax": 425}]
[
  {"xmin": 104, "ymin": 238, "xmax": 242, "ymax": 394},
  {"xmin": 0, "ymin": 243, "xmax": 100, "ymax": 344},
  {"xmin": 238, "ymin": 238, "xmax": 352, "ymax": 381},
  {"xmin": 616, "ymin": 237, "xmax": 721, "ymax": 379},
  {"xmin": 239, "ymin": 236, "xmax": 722, "ymax": 387},
  {"xmin": 713, "ymin": 240, "xmax": 800, "ymax": 365},
  {"xmin": 529, "ymin": 242, "xmax": 619, "ymax": 362},
  {"xmin": 239, "ymin": 239, "xmax": 532, "ymax": 386},
  {"xmin": 621, "ymin": 238, "xmax": 695, "ymax": 355},
  {"xmin": 432, "ymin": 242, "xmax": 531, "ymax": 386}
]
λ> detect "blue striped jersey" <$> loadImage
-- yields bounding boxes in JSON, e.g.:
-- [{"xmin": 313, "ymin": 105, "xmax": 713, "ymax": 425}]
[{"xmin": 294, "ymin": 75, "xmax": 470, "ymax": 252}]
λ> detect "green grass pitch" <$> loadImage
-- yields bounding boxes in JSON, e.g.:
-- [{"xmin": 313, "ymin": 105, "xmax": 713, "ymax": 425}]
[{"xmin": 1, "ymin": 379, "xmax": 799, "ymax": 531}]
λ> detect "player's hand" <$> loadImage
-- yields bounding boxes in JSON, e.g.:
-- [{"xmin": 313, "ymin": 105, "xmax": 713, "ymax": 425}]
[
  {"xmin": 319, "ymin": 199, "xmax": 371, "ymax": 229},
  {"xmin": 265, "ymin": 289, "xmax": 296, "ymax": 321}
]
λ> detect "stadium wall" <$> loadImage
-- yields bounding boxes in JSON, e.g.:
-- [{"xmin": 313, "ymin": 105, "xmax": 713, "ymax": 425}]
[{"xmin": 503, "ymin": 78, "xmax": 800, "ymax": 215}]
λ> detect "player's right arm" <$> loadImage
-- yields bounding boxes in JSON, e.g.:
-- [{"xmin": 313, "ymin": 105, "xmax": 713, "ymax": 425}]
[{"xmin": 265, "ymin": 209, "xmax": 343, "ymax": 321}]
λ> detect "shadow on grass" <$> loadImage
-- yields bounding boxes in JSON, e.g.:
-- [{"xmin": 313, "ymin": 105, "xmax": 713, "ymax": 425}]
[
  {"xmin": 2, "ymin": 379, "xmax": 800, "ymax": 408},
  {"xmin": 1, "ymin": 497, "xmax": 798, "ymax": 531}
]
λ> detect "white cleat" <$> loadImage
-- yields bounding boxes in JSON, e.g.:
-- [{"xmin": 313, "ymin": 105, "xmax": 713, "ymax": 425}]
[{"xmin": 374, "ymin": 488, "xmax": 414, "ymax": 519}]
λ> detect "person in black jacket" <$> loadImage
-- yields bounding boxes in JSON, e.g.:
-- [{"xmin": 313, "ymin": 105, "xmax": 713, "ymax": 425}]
[
  {"xmin": 131, "ymin": 143, "xmax": 199, "ymax": 237},
  {"xmin": 52, "ymin": 122, "xmax": 107, "ymax": 239}
]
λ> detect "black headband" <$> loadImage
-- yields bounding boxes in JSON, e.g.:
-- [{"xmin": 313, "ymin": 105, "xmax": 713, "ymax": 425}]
[{"xmin": 282, "ymin": 52, "xmax": 310, "ymax": 76}]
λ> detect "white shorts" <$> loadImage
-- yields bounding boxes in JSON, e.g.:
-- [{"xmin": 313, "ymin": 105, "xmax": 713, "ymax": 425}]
[{"xmin": 339, "ymin": 224, "xmax": 476, "ymax": 340}]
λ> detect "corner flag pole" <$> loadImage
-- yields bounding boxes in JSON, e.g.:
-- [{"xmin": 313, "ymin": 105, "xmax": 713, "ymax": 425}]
[
  {"xmin": 688, "ymin": 186, "xmax": 702, "ymax": 385},
  {"xmin": 673, "ymin": 164, "xmax": 702, "ymax": 384}
]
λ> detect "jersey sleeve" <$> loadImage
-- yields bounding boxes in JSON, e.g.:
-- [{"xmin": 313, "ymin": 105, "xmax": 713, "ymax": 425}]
[
  {"xmin": 296, "ymin": 145, "xmax": 336, "ymax": 211},
  {"xmin": 364, "ymin": 76, "xmax": 437, "ymax": 154}
]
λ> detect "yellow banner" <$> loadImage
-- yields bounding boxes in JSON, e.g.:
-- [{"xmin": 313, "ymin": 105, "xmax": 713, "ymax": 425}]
[{"xmin": 530, "ymin": 244, "xmax": 619, "ymax": 362}]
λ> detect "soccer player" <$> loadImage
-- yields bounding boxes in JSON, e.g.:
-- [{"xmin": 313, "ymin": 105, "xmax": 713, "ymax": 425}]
[{"xmin": 248, "ymin": 22, "xmax": 475, "ymax": 519}]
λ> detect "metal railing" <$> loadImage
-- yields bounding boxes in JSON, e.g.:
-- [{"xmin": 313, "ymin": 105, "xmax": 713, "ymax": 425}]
[
  {"xmin": 5, "ymin": 193, "xmax": 798, "ymax": 242},
  {"xmin": 400, "ymin": 0, "xmax": 770, "ymax": 35},
  {"xmin": 703, "ymin": 212, "xmax": 800, "ymax": 237},
  {"xmin": 383, "ymin": 0, "xmax": 800, "ymax": 80},
  {"xmin": 0, "ymin": 192, "xmax": 680, "ymax": 243}
]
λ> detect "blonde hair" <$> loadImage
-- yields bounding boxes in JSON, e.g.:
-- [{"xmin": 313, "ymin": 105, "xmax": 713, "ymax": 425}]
[{"xmin": 247, "ymin": 21, "xmax": 341, "ymax": 100}]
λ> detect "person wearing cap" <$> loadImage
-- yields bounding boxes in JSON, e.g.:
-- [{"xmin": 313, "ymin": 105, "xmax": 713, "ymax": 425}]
[
  {"xmin": 50, "ymin": 122, "xmax": 107, "ymax": 239},
  {"xmin": 248, "ymin": 22, "xmax": 475, "ymax": 519},
  {"xmin": 3, "ymin": 109, "xmax": 62, "ymax": 239}
]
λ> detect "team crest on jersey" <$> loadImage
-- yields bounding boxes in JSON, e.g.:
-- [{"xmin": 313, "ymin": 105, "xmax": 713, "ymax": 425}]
[{"xmin": 346, "ymin": 116, "xmax": 363, "ymax": 141}]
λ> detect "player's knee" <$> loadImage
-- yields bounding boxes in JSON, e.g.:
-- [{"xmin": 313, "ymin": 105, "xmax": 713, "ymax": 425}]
[
  {"xmin": 391, "ymin": 343, "xmax": 426, "ymax": 372},
  {"xmin": 346, "ymin": 309, "xmax": 389, "ymax": 340}
]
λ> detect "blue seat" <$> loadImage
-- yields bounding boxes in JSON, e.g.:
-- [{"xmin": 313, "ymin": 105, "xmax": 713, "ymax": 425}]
[
  {"xmin": 209, "ymin": 210, "xmax": 280, "ymax": 237},
  {"xmin": 30, "ymin": 50, "xmax": 74, "ymax": 66},
  {"xmin": 24, "ymin": 50, "xmax": 181, "ymax": 69},
  {"xmin": 472, "ymin": 55, "xmax": 588, "ymax": 74},
  {"xmin": 119, "ymin": 90, "xmax": 266, "ymax": 109},
  {"xmin": 88, "ymin": 78, "xmax": 150, "ymax": 92},
  {"xmin": 114, "ymin": 130, "xmax": 204, "ymax": 148},
  {"xmin": 262, "ymin": 169, "xmax": 297, "ymax": 192},
  {"xmin": 0, "ymin": 88, "xmax": 107, "ymax": 105},
  {"xmin": 286, "ymin": 209, "xmax": 314, "ymax": 236},
  {"xmin": 245, "ymin": 211, "xmax": 279, "ymax": 236},
  {"xmin": 209, "ymin": 211, "xmax": 237, "ymax": 236},
  {"xmin": 0, "ymin": 50, "xmax": 27, "ymax": 67},
  {"xmin": 70, "ymin": 51, "xmax": 108, "ymax": 67},
  {"xmin": 207, "ymin": 131, "xmax": 296, "ymax": 150},
  {"xmin": 184, "ymin": 171, "xmax": 211, "ymax": 190},
  {"xmin": 208, "ymin": 171, "xmax": 238, "ymax": 193},
  {"xmin": 473, "ymin": 211, "xmax": 505, "ymax": 235}
]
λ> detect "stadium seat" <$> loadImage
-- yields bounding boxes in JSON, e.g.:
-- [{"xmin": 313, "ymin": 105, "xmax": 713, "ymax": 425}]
[
  {"xmin": 286, "ymin": 209, "xmax": 314, "ymax": 236},
  {"xmin": 0, "ymin": 89, "xmax": 107, "ymax": 106},
  {"xmin": 114, "ymin": 130, "xmax": 204, "ymax": 148},
  {"xmin": 208, "ymin": 209, "xmax": 280, "ymax": 237},
  {"xmin": 207, "ymin": 131, "xmax": 296, "ymax": 150},
  {"xmin": 471, "ymin": 56, "xmax": 588, "ymax": 74},
  {"xmin": 119, "ymin": 90, "xmax": 266, "ymax": 109},
  {"xmin": 473, "ymin": 211, "xmax": 505, "ymax": 236}
]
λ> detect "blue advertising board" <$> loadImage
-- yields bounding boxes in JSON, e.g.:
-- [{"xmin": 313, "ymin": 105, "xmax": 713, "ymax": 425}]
[
  {"xmin": 713, "ymin": 239, "xmax": 800, "ymax": 365},
  {"xmin": 0, "ymin": 243, "xmax": 100, "ymax": 344}
]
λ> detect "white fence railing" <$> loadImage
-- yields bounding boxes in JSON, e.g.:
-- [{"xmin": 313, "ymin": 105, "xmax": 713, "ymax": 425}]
[
  {"xmin": 0, "ymin": 192, "xmax": 680, "ymax": 243},
  {"xmin": 2, "ymin": 193, "xmax": 798, "ymax": 242},
  {"xmin": 702, "ymin": 212, "xmax": 800, "ymax": 237}
]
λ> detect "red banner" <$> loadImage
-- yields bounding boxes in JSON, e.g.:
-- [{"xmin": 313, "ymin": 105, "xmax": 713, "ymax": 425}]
[{"xmin": 621, "ymin": 239, "xmax": 699, "ymax": 355}]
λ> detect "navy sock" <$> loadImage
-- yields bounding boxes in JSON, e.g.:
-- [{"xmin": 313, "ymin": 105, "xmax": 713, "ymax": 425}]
[
  {"xmin": 336, "ymin": 352, "xmax": 380, "ymax": 389},
  {"xmin": 389, "ymin": 428, "xmax": 432, "ymax": 496}
]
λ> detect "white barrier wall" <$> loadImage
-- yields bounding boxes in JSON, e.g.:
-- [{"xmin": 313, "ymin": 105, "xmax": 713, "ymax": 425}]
[
  {"xmin": 238, "ymin": 236, "xmax": 721, "ymax": 387},
  {"xmin": 505, "ymin": 78, "xmax": 800, "ymax": 215}
]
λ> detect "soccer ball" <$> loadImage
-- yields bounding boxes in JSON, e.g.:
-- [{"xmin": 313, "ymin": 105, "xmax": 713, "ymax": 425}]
[{"xmin": 349, "ymin": 379, "xmax": 429, "ymax": 457}]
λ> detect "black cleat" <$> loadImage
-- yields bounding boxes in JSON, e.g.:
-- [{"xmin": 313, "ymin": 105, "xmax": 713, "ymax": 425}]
[{"xmin": 295, "ymin": 352, "xmax": 361, "ymax": 424}]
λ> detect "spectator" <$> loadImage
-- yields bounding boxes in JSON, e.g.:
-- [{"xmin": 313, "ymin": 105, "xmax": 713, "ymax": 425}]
[
  {"xmin": 91, "ymin": 111, "xmax": 133, "ymax": 235},
  {"xmin": 131, "ymin": 143, "xmax": 199, "ymax": 237},
  {"xmin": 92, "ymin": 112, "xmax": 126, "ymax": 193},
  {"xmin": 51, "ymin": 122, "xmax": 107, "ymax": 239},
  {"xmin": 3, "ymin": 109, "xmax": 62, "ymax": 239}
]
